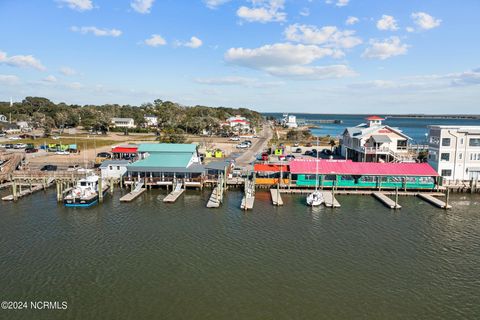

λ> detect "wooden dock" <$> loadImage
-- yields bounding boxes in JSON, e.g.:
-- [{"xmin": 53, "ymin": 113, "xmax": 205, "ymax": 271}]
[
  {"xmin": 373, "ymin": 192, "xmax": 401, "ymax": 209},
  {"xmin": 163, "ymin": 183, "xmax": 184, "ymax": 203},
  {"xmin": 206, "ymin": 187, "xmax": 223, "ymax": 208},
  {"xmin": 240, "ymin": 196, "xmax": 255, "ymax": 210},
  {"xmin": 321, "ymin": 191, "xmax": 341, "ymax": 208},
  {"xmin": 119, "ymin": 188, "xmax": 146, "ymax": 202},
  {"xmin": 2, "ymin": 184, "xmax": 47, "ymax": 201},
  {"xmin": 418, "ymin": 193, "xmax": 452, "ymax": 209},
  {"xmin": 270, "ymin": 189, "xmax": 283, "ymax": 206},
  {"xmin": 241, "ymin": 179, "xmax": 255, "ymax": 210}
]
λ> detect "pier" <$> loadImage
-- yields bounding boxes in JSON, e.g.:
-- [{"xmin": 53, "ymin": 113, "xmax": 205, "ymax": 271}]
[
  {"xmin": 206, "ymin": 174, "xmax": 225, "ymax": 208},
  {"xmin": 2, "ymin": 179, "xmax": 54, "ymax": 201},
  {"xmin": 373, "ymin": 192, "xmax": 401, "ymax": 209},
  {"xmin": 120, "ymin": 181, "xmax": 146, "ymax": 202},
  {"xmin": 164, "ymin": 181, "xmax": 185, "ymax": 203},
  {"xmin": 417, "ymin": 193, "xmax": 452, "ymax": 209},
  {"xmin": 241, "ymin": 179, "xmax": 255, "ymax": 210},
  {"xmin": 322, "ymin": 191, "xmax": 341, "ymax": 208},
  {"xmin": 270, "ymin": 189, "xmax": 283, "ymax": 206}
]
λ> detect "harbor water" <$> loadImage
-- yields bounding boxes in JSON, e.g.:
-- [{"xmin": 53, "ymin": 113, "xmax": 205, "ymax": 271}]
[{"xmin": 1, "ymin": 189, "xmax": 479, "ymax": 319}]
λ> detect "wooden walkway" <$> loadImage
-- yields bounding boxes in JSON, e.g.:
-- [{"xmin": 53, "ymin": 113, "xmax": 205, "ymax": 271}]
[
  {"xmin": 418, "ymin": 193, "xmax": 452, "ymax": 209},
  {"xmin": 321, "ymin": 191, "xmax": 341, "ymax": 208},
  {"xmin": 270, "ymin": 189, "xmax": 283, "ymax": 206},
  {"xmin": 240, "ymin": 196, "xmax": 254, "ymax": 210},
  {"xmin": 206, "ymin": 187, "xmax": 223, "ymax": 208},
  {"xmin": 119, "ymin": 188, "xmax": 146, "ymax": 202},
  {"xmin": 373, "ymin": 192, "xmax": 401, "ymax": 209},
  {"xmin": 2, "ymin": 183, "xmax": 49, "ymax": 201},
  {"xmin": 164, "ymin": 183, "xmax": 184, "ymax": 203},
  {"xmin": 241, "ymin": 179, "xmax": 255, "ymax": 210}
]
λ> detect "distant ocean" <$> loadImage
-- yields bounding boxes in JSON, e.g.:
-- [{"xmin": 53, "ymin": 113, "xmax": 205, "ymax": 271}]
[{"xmin": 264, "ymin": 113, "xmax": 480, "ymax": 143}]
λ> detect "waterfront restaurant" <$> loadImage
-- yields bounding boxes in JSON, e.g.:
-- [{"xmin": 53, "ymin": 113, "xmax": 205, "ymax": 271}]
[
  {"xmin": 288, "ymin": 159, "xmax": 439, "ymax": 190},
  {"xmin": 126, "ymin": 143, "xmax": 205, "ymax": 186},
  {"xmin": 254, "ymin": 163, "xmax": 290, "ymax": 185}
]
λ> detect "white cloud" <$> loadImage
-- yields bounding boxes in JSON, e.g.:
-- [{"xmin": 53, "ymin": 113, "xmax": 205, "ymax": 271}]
[
  {"xmin": 60, "ymin": 66, "xmax": 77, "ymax": 76},
  {"xmin": 362, "ymin": 37, "xmax": 409, "ymax": 60},
  {"xmin": 130, "ymin": 0, "xmax": 155, "ymax": 14},
  {"xmin": 0, "ymin": 50, "xmax": 46, "ymax": 71},
  {"xmin": 284, "ymin": 24, "xmax": 362, "ymax": 49},
  {"xmin": 225, "ymin": 43, "xmax": 355, "ymax": 80},
  {"xmin": 376, "ymin": 15, "xmax": 398, "ymax": 31},
  {"xmin": 345, "ymin": 16, "xmax": 359, "ymax": 25},
  {"xmin": 0, "ymin": 74, "xmax": 20, "ymax": 85},
  {"xmin": 326, "ymin": 0, "xmax": 349, "ymax": 7},
  {"xmin": 67, "ymin": 82, "xmax": 84, "ymax": 89},
  {"xmin": 43, "ymin": 75, "xmax": 58, "ymax": 83},
  {"xmin": 204, "ymin": 0, "xmax": 231, "ymax": 9},
  {"xmin": 299, "ymin": 8, "xmax": 310, "ymax": 17},
  {"xmin": 177, "ymin": 36, "xmax": 203, "ymax": 49},
  {"xmin": 411, "ymin": 12, "xmax": 441, "ymax": 30},
  {"xmin": 71, "ymin": 26, "xmax": 122, "ymax": 37},
  {"xmin": 58, "ymin": 0, "xmax": 93, "ymax": 11},
  {"xmin": 144, "ymin": 34, "xmax": 167, "ymax": 47},
  {"xmin": 406, "ymin": 27, "xmax": 415, "ymax": 33},
  {"xmin": 195, "ymin": 76, "xmax": 257, "ymax": 86},
  {"xmin": 237, "ymin": 0, "xmax": 286, "ymax": 23}
]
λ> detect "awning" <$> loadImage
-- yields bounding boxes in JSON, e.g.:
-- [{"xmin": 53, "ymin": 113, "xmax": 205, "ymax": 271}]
[
  {"xmin": 254, "ymin": 164, "xmax": 288, "ymax": 173},
  {"xmin": 112, "ymin": 146, "xmax": 138, "ymax": 153},
  {"xmin": 371, "ymin": 135, "xmax": 392, "ymax": 143}
]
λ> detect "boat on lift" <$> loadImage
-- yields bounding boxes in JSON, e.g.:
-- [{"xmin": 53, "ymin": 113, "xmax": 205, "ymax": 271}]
[{"xmin": 63, "ymin": 175, "xmax": 108, "ymax": 207}]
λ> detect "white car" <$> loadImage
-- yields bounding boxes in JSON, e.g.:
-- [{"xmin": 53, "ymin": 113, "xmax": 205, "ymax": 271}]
[
  {"xmin": 8, "ymin": 136, "xmax": 21, "ymax": 140},
  {"xmin": 52, "ymin": 136, "xmax": 61, "ymax": 140},
  {"xmin": 236, "ymin": 143, "xmax": 249, "ymax": 149},
  {"xmin": 13, "ymin": 143, "xmax": 27, "ymax": 149},
  {"xmin": 229, "ymin": 137, "xmax": 240, "ymax": 141},
  {"xmin": 55, "ymin": 150, "xmax": 70, "ymax": 155}
]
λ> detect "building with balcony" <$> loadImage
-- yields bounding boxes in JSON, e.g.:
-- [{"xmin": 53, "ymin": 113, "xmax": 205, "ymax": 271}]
[
  {"xmin": 222, "ymin": 115, "xmax": 251, "ymax": 132},
  {"xmin": 111, "ymin": 117, "xmax": 135, "ymax": 129},
  {"xmin": 340, "ymin": 116, "xmax": 412, "ymax": 163},
  {"xmin": 427, "ymin": 125, "xmax": 480, "ymax": 181}
]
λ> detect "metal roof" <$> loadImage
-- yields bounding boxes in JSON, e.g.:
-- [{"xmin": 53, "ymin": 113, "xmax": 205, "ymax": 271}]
[
  {"xmin": 289, "ymin": 159, "xmax": 439, "ymax": 177},
  {"xmin": 99, "ymin": 160, "xmax": 130, "ymax": 168},
  {"xmin": 127, "ymin": 163, "xmax": 205, "ymax": 173},
  {"xmin": 371, "ymin": 135, "xmax": 392, "ymax": 143},
  {"xmin": 128, "ymin": 153, "xmax": 193, "ymax": 169},
  {"xmin": 254, "ymin": 164, "xmax": 289, "ymax": 172}
]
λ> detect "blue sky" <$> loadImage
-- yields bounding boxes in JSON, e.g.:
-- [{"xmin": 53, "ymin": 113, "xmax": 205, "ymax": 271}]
[{"xmin": 1, "ymin": 0, "xmax": 479, "ymax": 113}]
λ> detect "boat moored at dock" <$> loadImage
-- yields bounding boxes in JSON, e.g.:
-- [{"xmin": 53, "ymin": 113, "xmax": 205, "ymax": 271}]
[{"xmin": 63, "ymin": 175, "xmax": 108, "ymax": 207}]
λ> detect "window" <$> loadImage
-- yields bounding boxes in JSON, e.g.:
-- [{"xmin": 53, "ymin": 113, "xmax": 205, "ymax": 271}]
[
  {"xmin": 117, "ymin": 166, "xmax": 120, "ymax": 170},
  {"xmin": 459, "ymin": 153, "xmax": 463, "ymax": 160},
  {"xmin": 469, "ymin": 138, "xmax": 480, "ymax": 147},
  {"xmin": 441, "ymin": 170, "xmax": 452, "ymax": 177},
  {"xmin": 460, "ymin": 138, "xmax": 464, "ymax": 145},
  {"xmin": 441, "ymin": 138, "xmax": 451, "ymax": 147},
  {"xmin": 109, "ymin": 166, "xmax": 113, "ymax": 170},
  {"xmin": 440, "ymin": 153, "xmax": 450, "ymax": 161}
]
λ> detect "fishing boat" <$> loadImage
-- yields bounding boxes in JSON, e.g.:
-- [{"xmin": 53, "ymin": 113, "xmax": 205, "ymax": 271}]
[
  {"xmin": 306, "ymin": 138, "xmax": 324, "ymax": 207},
  {"xmin": 63, "ymin": 175, "xmax": 108, "ymax": 207}
]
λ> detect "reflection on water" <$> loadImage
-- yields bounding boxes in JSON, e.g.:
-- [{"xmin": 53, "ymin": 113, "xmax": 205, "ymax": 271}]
[{"xmin": 1, "ymin": 189, "xmax": 479, "ymax": 319}]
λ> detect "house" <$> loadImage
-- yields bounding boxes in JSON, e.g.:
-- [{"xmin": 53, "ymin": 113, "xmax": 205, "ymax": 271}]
[
  {"xmin": 144, "ymin": 115, "xmax": 158, "ymax": 127},
  {"xmin": 282, "ymin": 114, "xmax": 298, "ymax": 128},
  {"xmin": 111, "ymin": 145, "xmax": 138, "ymax": 160},
  {"xmin": 126, "ymin": 143, "xmax": 204, "ymax": 186},
  {"xmin": 0, "ymin": 122, "xmax": 20, "ymax": 134},
  {"xmin": 223, "ymin": 115, "xmax": 250, "ymax": 132},
  {"xmin": 0, "ymin": 115, "xmax": 7, "ymax": 122},
  {"xmin": 340, "ymin": 116, "xmax": 412, "ymax": 163},
  {"xmin": 16, "ymin": 121, "xmax": 31, "ymax": 132},
  {"xmin": 111, "ymin": 118, "xmax": 135, "ymax": 129},
  {"xmin": 427, "ymin": 125, "xmax": 480, "ymax": 181},
  {"xmin": 99, "ymin": 160, "xmax": 129, "ymax": 179}
]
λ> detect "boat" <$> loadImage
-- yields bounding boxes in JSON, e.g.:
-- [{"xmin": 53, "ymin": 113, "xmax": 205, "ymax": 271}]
[
  {"xmin": 63, "ymin": 175, "xmax": 108, "ymax": 207},
  {"xmin": 306, "ymin": 137, "xmax": 324, "ymax": 207}
]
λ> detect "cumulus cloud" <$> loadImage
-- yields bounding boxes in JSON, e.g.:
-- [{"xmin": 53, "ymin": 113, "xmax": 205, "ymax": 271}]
[
  {"xmin": 176, "ymin": 36, "xmax": 203, "ymax": 48},
  {"xmin": 0, "ymin": 74, "xmax": 20, "ymax": 85},
  {"xmin": 225, "ymin": 43, "xmax": 355, "ymax": 80},
  {"xmin": 71, "ymin": 26, "xmax": 122, "ymax": 37},
  {"xmin": 376, "ymin": 15, "xmax": 398, "ymax": 31},
  {"xmin": 237, "ymin": 0, "xmax": 286, "ymax": 23},
  {"xmin": 299, "ymin": 8, "xmax": 310, "ymax": 17},
  {"xmin": 144, "ymin": 34, "xmax": 167, "ymax": 47},
  {"xmin": 195, "ymin": 76, "xmax": 256, "ymax": 86},
  {"xmin": 203, "ymin": 0, "xmax": 231, "ymax": 9},
  {"xmin": 43, "ymin": 75, "xmax": 58, "ymax": 83},
  {"xmin": 58, "ymin": 0, "xmax": 93, "ymax": 11},
  {"xmin": 362, "ymin": 37, "xmax": 409, "ymax": 60},
  {"xmin": 326, "ymin": 0, "xmax": 349, "ymax": 7},
  {"xmin": 284, "ymin": 24, "xmax": 362, "ymax": 49},
  {"xmin": 411, "ymin": 12, "xmax": 441, "ymax": 30},
  {"xmin": 130, "ymin": 0, "xmax": 155, "ymax": 14},
  {"xmin": 0, "ymin": 50, "xmax": 46, "ymax": 71},
  {"xmin": 60, "ymin": 66, "xmax": 77, "ymax": 76},
  {"xmin": 345, "ymin": 16, "xmax": 359, "ymax": 25}
]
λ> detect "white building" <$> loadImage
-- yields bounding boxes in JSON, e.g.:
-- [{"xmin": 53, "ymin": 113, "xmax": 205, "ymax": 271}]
[
  {"xmin": 99, "ymin": 160, "xmax": 129, "ymax": 179},
  {"xmin": 0, "ymin": 115, "xmax": 7, "ymax": 122},
  {"xmin": 340, "ymin": 116, "xmax": 412, "ymax": 163},
  {"xmin": 16, "ymin": 121, "xmax": 30, "ymax": 131},
  {"xmin": 282, "ymin": 114, "xmax": 298, "ymax": 128},
  {"xmin": 111, "ymin": 118, "xmax": 135, "ymax": 129},
  {"xmin": 223, "ymin": 115, "xmax": 250, "ymax": 132},
  {"xmin": 144, "ymin": 114, "xmax": 158, "ymax": 127},
  {"xmin": 427, "ymin": 125, "xmax": 480, "ymax": 181}
]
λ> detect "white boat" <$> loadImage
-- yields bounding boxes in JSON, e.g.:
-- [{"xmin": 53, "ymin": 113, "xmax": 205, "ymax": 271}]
[
  {"xmin": 307, "ymin": 191, "xmax": 324, "ymax": 206},
  {"xmin": 63, "ymin": 175, "xmax": 108, "ymax": 207}
]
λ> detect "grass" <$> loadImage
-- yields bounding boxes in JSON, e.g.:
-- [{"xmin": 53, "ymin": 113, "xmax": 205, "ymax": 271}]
[{"xmin": 15, "ymin": 137, "xmax": 118, "ymax": 150}]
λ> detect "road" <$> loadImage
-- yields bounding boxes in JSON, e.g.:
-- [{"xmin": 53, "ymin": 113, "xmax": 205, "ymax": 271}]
[{"xmin": 234, "ymin": 123, "xmax": 273, "ymax": 168}]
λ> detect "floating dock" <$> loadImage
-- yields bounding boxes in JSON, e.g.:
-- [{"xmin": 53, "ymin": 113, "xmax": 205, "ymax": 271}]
[
  {"xmin": 120, "ymin": 181, "xmax": 146, "ymax": 202},
  {"xmin": 321, "ymin": 191, "xmax": 341, "ymax": 208},
  {"xmin": 206, "ymin": 187, "xmax": 223, "ymax": 208},
  {"xmin": 270, "ymin": 189, "xmax": 283, "ymax": 206},
  {"xmin": 240, "ymin": 196, "xmax": 254, "ymax": 210},
  {"xmin": 241, "ymin": 179, "xmax": 255, "ymax": 210},
  {"xmin": 373, "ymin": 192, "xmax": 401, "ymax": 209},
  {"xmin": 164, "ymin": 183, "xmax": 184, "ymax": 203},
  {"xmin": 417, "ymin": 193, "xmax": 452, "ymax": 209}
]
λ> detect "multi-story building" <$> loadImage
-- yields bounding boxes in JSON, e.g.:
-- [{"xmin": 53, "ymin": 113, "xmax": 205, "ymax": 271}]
[
  {"xmin": 427, "ymin": 125, "xmax": 480, "ymax": 181},
  {"xmin": 282, "ymin": 114, "xmax": 298, "ymax": 128},
  {"xmin": 111, "ymin": 117, "xmax": 135, "ymax": 129},
  {"xmin": 223, "ymin": 115, "xmax": 251, "ymax": 132},
  {"xmin": 143, "ymin": 115, "xmax": 158, "ymax": 127},
  {"xmin": 340, "ymin": 116, "xmax": 412, "ymax": 163}
]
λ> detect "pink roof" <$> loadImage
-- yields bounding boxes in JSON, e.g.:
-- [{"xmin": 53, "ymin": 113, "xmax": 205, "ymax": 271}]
[
  {"xmin": 289, "ymin": 160, "xmax": 439, "ymax": 177},
  {"xmin": 366, "ymin": 115, "xmax": 384, "ymax": 121}
]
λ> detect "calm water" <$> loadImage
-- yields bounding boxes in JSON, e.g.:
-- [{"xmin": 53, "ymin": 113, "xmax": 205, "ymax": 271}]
[
  {"xmin": 1, "ymin": 189, "xmax": 480, "ymax": 320},
  {"xmin": 265, "ymin": 113, "xmax": 480, "ymax": 143}
]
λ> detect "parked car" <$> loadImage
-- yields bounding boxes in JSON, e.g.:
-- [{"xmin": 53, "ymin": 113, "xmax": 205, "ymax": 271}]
[
  {"xmin": 304, "ymin": 150, "xmax": 313, "ymax": 156},
  {"xmin": 0, "ymin": 132, "xmax": 6, "ymax": 137},
  {"xmin": 8, "ymin": 136, "xmax": 21, "ymax": 140},
  {"xmin": 25, "ymin": 147, "xmax": 38, "ymax": 153},
  {"xmin": 294, "ymin": 148, "xmax": 302, "ymax": 153},
  {"xmin": 55, "ymin": 150, "xmax": 70, "ymax": 155},
  {"xmin": 52, "ymin": 136, "xmax": 61, "ymax": 140},
  {"xmin": 229, "ymin": 136, "xmax": 240, "ymax": 141},
  {"xmin": 40, "ymin": 165, "xmax": 57, "ymax": 171},
  {"xmin": 244, "ymin": 140, "xmax": 252, "ymax": 145},
  {"xmin": 236, "ymin": 143, "xmax": 249, "ymax": 149},
  {"xmin": 285, "ymin": 155, "xmax": 295, "ymax": 161},
  {"xmin": 5, "ymin": 144, "xmax": 14, "ymax": 149},
  {"xmin": 322, "ymin": 149, "xmax": 333, "ymax": 156},
  {"xmin": 67, "ymin": 165, "xmax": 80, "ymax": 171},
  {"xmin": 13, "ymin": 143, "xmax": 27, "ymax": 149}
]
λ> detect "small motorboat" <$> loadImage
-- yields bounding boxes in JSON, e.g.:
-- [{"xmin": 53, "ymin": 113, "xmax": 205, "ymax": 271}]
[
  {"xmin": 63, "ymin": 175, "xmax": 108, "ymax": 207},
  {"xmin": 307, "ymin": 191, "xmax": 324, "ymax": 207}
]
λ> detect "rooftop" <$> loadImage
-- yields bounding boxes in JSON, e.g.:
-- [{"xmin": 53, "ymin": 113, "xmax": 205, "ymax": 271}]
[
  {"xmin": 137, "ymin": 143, "xmax": 197, "ymax": 153},
  {"xmin": 99, "ymin": 160, "xmax": 130, "ymax": 168}
]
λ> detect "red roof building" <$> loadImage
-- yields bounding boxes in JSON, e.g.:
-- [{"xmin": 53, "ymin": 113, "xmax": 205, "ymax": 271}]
[{"xmin": 112, "ymin": 146, "xmax": 138, "ymax": 154}]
